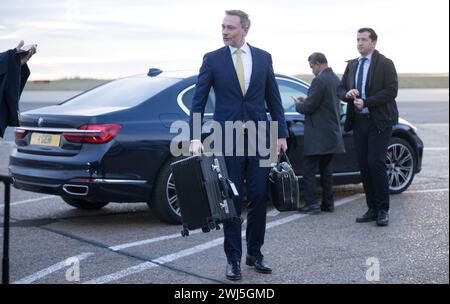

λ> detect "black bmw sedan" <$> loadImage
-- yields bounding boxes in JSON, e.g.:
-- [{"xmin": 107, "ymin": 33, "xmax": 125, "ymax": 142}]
[{"xmin": 9, "ymin": 70, "xmax": 423, "ymax": 224}]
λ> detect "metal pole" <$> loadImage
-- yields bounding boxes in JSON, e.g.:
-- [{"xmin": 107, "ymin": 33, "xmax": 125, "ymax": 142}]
[{"xmin": 1, "ymin": 175, "xmax": 12, "ymax": 284}]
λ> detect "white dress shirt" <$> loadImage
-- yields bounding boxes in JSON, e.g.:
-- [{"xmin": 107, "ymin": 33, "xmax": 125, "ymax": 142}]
[{"xmin": 229, "ymin": 43, "xmax": 253, "ymax": 93}]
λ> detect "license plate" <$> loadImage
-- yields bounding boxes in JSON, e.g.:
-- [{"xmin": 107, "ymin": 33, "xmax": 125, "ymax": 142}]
[{"xmin": 30, "ymin": 133, "xmax": 61, "ymax": 147}]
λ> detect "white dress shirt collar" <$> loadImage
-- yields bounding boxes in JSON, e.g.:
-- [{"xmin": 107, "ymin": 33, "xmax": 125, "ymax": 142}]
[
  {"xmin": 359, "ymin": 51, "xmax": 373, "ymax": 63},
  {"xmin": 229, "ymin": 42, "xmax": 251, "ymax": 55}
]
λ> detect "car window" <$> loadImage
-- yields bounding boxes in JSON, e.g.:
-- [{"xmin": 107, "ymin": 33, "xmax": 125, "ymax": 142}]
[
  {"xmin": 180, "ymin": 78, "xmax": 307, "ymax": 115},
  {"xmin": 62, "ymin": 76, "xmax": 179, "ymax": 108},
  {"xmin": 276, "ymin": 78, "xmax": 308, "ymax": 113},
  {"xmin": 340, "ymin": 102, "xmax": 347, "ymax": 116},
  {"xmin": 181, "ymin": 87, "xmax": 215, "ymax": 114}
]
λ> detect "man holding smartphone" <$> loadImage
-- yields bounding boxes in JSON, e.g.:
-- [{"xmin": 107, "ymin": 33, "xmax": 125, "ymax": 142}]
[{"xmin": 294, "ymin": 52, "xmax": 345, "ymax": 213}]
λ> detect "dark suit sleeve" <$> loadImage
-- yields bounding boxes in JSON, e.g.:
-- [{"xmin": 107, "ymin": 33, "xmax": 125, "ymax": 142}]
[
  {"xmin": 189, "ymin": 53, "xmax": 213, "ymax": 140},
  {"xmin": 265, "ymin": 54, "xmax": 288, "ymax": 139},
  {"xmin": 20, "ymin": 64, "xmax": 30, "ymax": 94},
  {"xmin": 337, "ymin": 64, "xmax": 352, "ymax": 102},
  {"xmin": 364, "ymin": 59, "xmax": 398, "ymax": 108},
  {"xmin": 296, "ymin": 77, "xmax": 324, "ymax": 115}
]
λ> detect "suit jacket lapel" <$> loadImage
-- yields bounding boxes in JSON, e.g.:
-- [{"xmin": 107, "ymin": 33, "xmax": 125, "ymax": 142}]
[
  {"xmin": 366, "ymin": 50, "xmax": 379, "ymax": 92},
  {"xmin": 348, "ymin": 59, "xmax": 358, "ymax": 89},
  {"xmin": 246, "ymin": 44, "xmax": 259, "ymax": 98}
]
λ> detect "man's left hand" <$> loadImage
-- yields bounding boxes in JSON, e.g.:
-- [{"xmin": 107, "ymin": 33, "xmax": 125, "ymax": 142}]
[
  {"xmin": 277, "ymin": 138, "xmax": 288, "ymax": 154},
  {"xmin": 353, "ymin": 98, "xmax": 364, "ymax": 110}
]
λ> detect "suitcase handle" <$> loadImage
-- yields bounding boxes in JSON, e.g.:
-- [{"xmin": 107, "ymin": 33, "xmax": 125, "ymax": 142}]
[
  {"xmin": 218, "ymin": 176, "xmax": 238, "ymax": 199},
  {"xmin": 276, "ymin": 150, "xmax": 292, "ymax": 166}
]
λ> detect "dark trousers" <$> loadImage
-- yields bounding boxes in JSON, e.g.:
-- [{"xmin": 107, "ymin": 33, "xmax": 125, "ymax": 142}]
[
  {"xmin": 223, "ymin": 154, "xmax": 270, "ymax": 262},
  {"xmin": 303, "ymin": 154, "xmax": 334, "ymax": 207},
  {"xmin": 353, "ymin": 115, "xmax": 392, "ymax": 211}
]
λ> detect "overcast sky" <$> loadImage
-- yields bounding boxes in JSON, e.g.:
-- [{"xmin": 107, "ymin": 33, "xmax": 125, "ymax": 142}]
[{"xmin": 0, "ymin": 0, "xmax": 448, "ymax": 80}]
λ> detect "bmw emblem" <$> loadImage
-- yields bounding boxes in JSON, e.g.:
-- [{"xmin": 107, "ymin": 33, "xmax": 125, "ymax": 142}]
[{"xmin": 37, "ymin": 117, "xmax": 45, "ymax": 127}]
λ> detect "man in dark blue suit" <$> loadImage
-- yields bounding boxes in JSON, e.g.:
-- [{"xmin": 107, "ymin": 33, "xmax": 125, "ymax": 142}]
[{"xmin": 189, "ymin": 10, "xmax": 288, "ymax": 281}]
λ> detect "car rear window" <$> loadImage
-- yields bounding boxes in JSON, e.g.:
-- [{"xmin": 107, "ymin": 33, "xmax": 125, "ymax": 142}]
[{"xmin": 62, "ymin": 76, "xmax": 180, "ymax": 107}]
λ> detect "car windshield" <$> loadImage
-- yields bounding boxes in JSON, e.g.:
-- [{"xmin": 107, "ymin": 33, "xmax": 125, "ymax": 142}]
[{"xmin": 62, "ymin": 76, "xmax": 180, "ymax": 107}]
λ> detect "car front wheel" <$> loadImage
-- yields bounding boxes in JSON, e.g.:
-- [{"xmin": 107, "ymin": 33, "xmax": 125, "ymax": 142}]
[{"xmin": 386, "ymin": 137, "xmax": 416, "ymax": 194}]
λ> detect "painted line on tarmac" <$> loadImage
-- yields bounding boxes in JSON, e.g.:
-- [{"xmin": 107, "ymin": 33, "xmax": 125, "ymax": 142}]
[
  {"xmin": 0, "ymin": 195, "xmax": 56, "ymax": 207},
  {"xmin": 109, "ymin": 228, "xmax": 203, "ymax": 251},
  {"xmin": 13, "ymin": 252, "xmax": 94, "ymax": 284},
  {"xmin": 86, "ymin": 193, "xmax": 363, "ymax": 284},
  {"xmin": 111, "ymin": 209, "xmax": 280, "ymax": 251},
  {"xmin": 416, "ymin": 123, "xmax": 449, "ymax": 128},
  {"xmin": 424, "ymin": 147, "xmax": 449, "ymax": 151},
  {"xmin": 404, "ymin": 188, "xmax": 449, "ymax": 194},
  {"xmin": 266, "ymin": 209, "xmax": 280, "ymax": 217}
]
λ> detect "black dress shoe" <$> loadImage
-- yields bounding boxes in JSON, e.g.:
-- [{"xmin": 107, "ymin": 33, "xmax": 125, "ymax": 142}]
[
  {"xmin": 298, "ymin": 203, "xmax": 321, "ymax": 214},
  {"xmin": 356, "ymin": 208, "xmax": 378, "ymax": 223},
  {"xmin": 246, "ymin": 255, "xmax": 272, "ymax": 274},
  {"xmin": 376, "ymin": 210, "xmax": 389, "ymax": 226},
  {"xmin": 226, "ymin": 261, "xmax": 241, "ymax": 281},
  {"xmin": 320, "ymin": 205, "xmax": 334, "ymax": 212}
]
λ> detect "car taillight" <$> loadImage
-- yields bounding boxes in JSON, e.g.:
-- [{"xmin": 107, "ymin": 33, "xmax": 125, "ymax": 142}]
[
  {"xmin": 14, "ymin": 128, "xmax": 27, "ymax": 139},
  {"xmin": 63, "ymin": 124, "xmax": 122, "ymax": 144}
]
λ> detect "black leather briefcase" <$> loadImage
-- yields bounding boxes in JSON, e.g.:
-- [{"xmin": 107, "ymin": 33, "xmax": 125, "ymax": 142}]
[
  {"xmin": 269, "ymin": 152, "xmax": 302, "ymax": 211},
  {"xmin": 171, "ymin": 154, "xmax": 238, "ymax": 237}
]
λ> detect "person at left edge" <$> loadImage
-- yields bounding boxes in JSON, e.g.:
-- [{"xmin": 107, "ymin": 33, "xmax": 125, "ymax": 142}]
[
  {"xmin": 0, "ymin": 41, "xmax": 37, "ymax": 138},
  {"xmin": 189, "ymin": 10, "xmax": 288, "ymax": 281}
]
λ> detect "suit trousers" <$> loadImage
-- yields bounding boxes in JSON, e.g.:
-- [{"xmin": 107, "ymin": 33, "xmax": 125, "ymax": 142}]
[
  {"xmin": 223, "ymin": 135, "xmax": 270, "ymax": 262},
  {"xmin": 303, "ymin": 154, "xmax": 334, "ymax": 207},
  {"xmin": 353, "ymin": 114, "xmax": 392, "ymax": 211}
]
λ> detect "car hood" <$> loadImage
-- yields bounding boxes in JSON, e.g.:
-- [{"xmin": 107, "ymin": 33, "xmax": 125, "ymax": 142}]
[{"xmin": 398, "ymin": 117, "xmax": 417, "ymax": 132}]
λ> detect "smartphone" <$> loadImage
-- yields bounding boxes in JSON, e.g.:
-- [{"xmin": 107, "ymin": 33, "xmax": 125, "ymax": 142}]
[{"xmin": 17, "ymin": 44, "xmax": 37, "ymax": 54}]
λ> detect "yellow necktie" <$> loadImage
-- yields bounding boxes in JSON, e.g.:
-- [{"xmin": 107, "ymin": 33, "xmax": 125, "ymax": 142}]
[{"xmin": 235, "ymin": 48, "xmax": 245, "ymax": 95}]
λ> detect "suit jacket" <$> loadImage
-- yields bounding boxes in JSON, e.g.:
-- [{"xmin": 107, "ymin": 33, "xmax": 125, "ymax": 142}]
[
  {"xmin": 337, "ymin": 49, "xmax": 398, "ymax": 132},
  {"xmin": 189, "ymin": 45, "xmax": 288, "ymax": 146},
  {"xmin": 296, "ymin": 67, "xmax": 345, "ymax": 156},
  {"xmin": 0, "ymin": 49, "xmax": 30, "ymax": 138}
]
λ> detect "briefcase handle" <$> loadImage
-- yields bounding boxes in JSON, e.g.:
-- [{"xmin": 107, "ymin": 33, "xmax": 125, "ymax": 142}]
[{"xmin": 276, "ymin": 150, "xmax": 292, "ymax": 166}]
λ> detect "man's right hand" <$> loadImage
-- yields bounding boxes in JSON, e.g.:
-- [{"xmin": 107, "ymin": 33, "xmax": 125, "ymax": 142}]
[
  {"xmin": 189, "ymin": 139, "xmax": 204, "ymax": 156},
  {"xmin": 15, "ymin": 40, "xmax": 37, "ymax": 65},
  {"xmin": 345, "ymin": 89, "xmax": 360, "ymax": 99}
]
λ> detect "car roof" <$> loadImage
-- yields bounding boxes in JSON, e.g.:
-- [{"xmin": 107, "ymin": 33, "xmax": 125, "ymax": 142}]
[
  {"xmin": 124, "ymin": 70, "xmax": 197, "ymax": 80},
  {"xmin": 126, "ymin": 70, "xmax": 309, "ymax": 86}
]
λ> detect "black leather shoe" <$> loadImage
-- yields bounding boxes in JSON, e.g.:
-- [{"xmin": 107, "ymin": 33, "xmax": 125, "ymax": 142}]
[
  {"xmin": 246, "ymin": 255, "xmax": 272, "ymax": 274},
  {"xmin": 376, "ymin": 210, "xmax": 389, "ymax": 226},
  {"xmin": 356, "ymin": 208, "xmax": 378, "ymax": 223},
  {"xmin": 226, "ymin": 261, "xmax": 241, "ymax": 281},
  {"xmin": 321, "ymin": 205, "xmax": 334, "ymax": 212},
  {"xmin": 298, "ymin": 203, "xmax": 321, "ymax": 214}
]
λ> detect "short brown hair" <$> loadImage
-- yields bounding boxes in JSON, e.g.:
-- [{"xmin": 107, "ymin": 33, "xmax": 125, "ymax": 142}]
[{"xmin": 225, "ymin": 10, "xmax": 251, "ymax": 29}]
